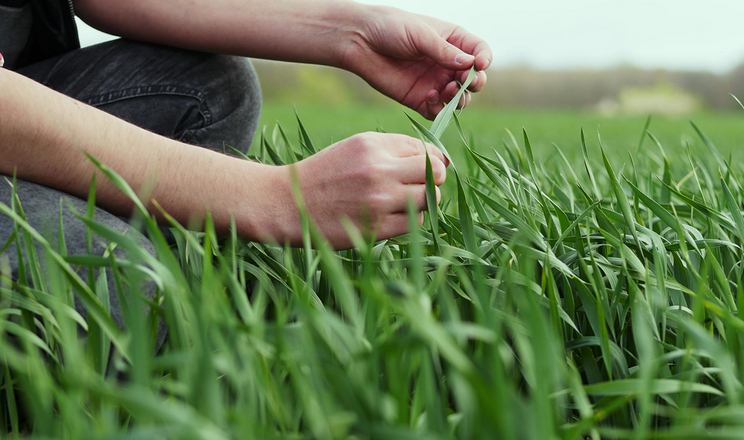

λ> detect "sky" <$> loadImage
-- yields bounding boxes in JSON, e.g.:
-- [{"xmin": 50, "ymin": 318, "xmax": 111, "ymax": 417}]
[{"xmin": 76, "ymin": 0, "xmax": 744, "ymax": 74}]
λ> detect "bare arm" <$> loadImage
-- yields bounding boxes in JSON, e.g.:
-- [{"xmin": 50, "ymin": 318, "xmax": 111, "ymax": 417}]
[
  {"xmin": 73, "ymin": 0, "xmax": 493, "ymax": 119},
  {"xmin": 73, "ymin": 0, "xmax": 362, "ymax": 67},
  {"xmin": 0, "ymin": 70, "xmax": 446, "ymax": 249},
  {"xmin": 0, "ymin": 69, "xmax": 284, "ymax": 240}
]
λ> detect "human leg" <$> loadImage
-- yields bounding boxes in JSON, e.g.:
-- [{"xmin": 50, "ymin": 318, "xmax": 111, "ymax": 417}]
[
  {"xmin": 17, "ymin": 38, "xmax": 262, "ymax": 154},
  {"xmin": 3, "ymin": 40, "xmax": 262, "ymax": 351}
]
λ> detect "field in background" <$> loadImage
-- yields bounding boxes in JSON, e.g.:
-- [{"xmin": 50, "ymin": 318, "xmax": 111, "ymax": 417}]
[{"xmin": 257, "ymin": 102, "xmax": 744, "ymax": 170}]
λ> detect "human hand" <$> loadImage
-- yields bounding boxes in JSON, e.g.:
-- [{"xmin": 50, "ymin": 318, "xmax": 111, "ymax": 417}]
[
  {"xmin": 273, "ymin": 132, "xmax": 448, "ymax": 249},
  {"xmin": 340, "ymin": 5, "xmax": 492, "ymax": 120}
]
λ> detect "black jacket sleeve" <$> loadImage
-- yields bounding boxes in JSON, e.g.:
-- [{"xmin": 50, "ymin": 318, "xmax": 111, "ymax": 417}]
[{"xmin": 17, "ymin": 0, "xmax": 80, "ymax": 68}]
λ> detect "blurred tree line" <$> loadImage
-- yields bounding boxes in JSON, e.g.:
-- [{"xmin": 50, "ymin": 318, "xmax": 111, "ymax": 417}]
[{"xmin": 254, "ymin": 60, "xmax": 744, "ymax": 112}]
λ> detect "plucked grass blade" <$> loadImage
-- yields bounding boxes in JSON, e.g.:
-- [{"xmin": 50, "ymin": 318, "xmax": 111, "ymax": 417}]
[
  {"xmin": 406, "ymin": 66, "xmax": 475, "ymax": 170},
  {"xmin": 430, "ymin": 66, "xmax": 476, "ymax": 139},
  {"xmin": 406, "ymin": 112, "xmax": 454, "ymax": 169}
]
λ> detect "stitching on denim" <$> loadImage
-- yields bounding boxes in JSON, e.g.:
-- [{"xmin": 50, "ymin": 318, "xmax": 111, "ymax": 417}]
[{"xmin": 86, "ymin": 85, "xmax": 213, "ymax": 126}]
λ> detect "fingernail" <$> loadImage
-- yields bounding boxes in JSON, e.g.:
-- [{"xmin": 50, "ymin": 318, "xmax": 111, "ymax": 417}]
[{"xmin": 455, "ymin": 53, "xmax": 474, "ymax": 65}]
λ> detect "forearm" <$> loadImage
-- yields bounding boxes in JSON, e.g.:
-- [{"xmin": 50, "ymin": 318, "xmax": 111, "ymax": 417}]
[
  {"xmin": 0, "ymin": 69, "xmax": 292, "ymax": 242},
  {"xmin": 73, "ymin": 0, "xmax": 367, "ymax": 68}
]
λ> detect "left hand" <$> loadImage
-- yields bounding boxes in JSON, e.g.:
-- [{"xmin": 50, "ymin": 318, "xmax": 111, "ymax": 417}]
[{"xmin": 340, "ymin": 5, "xmax": 492, "ymax": 120}]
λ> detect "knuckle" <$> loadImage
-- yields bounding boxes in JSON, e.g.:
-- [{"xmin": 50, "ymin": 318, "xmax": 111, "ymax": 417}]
[
  {"xmin": 347, "ymin": 132, "xmax": 373, "ymax": 150},
  {"xmin": 346, "ymin": 133, "xmax": 382, "ymax": 164},
  {"xmin": 349, "ymin": 131, "xmax": 386, "ymax": 150}
]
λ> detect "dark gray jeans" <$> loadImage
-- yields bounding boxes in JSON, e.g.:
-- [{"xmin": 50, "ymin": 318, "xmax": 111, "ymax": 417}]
[{"xmin": 2, "ymin": 39, "xmax": 262, "ymax": 350}]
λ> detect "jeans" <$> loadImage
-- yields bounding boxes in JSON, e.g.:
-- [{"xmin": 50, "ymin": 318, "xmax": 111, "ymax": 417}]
[{"xmin": 1, "ymin": 39, "xmax": 263, "ymax": 350}]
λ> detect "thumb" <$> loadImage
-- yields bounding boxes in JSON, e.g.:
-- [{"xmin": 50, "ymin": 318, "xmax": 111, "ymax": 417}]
[{"xmin": 414, "ymin": 27, "xmax": 475, "ymax": 70}]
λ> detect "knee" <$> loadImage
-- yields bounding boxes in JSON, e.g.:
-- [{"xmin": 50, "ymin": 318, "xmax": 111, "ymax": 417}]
[{"xmin": 194, "ymin": 55, "xmax": 263, "ymax": 155}]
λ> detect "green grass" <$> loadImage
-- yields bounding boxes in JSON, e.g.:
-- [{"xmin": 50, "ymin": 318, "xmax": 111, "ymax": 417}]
[
  {"xmin": 259, "ymin": 102, "xmax": 744, "ymax": 165},
  {"xmin": 2, "ymin": 101, "xmax": 744, "ymax": 439}
]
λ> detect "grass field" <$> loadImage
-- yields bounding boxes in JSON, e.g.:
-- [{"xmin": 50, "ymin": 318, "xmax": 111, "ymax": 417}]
[
  {"xmin": 3, "ymin": 100, "xmax": 744, "ymax": 439},
  {"xmin": 259, "ymin": 101, "xmax": 744, "ymax": 166}
]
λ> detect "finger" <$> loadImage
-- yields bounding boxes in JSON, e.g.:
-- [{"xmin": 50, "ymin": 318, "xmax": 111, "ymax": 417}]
[
  {"xmin": 424, "ymin": 89, "xmax": 444, "ymax": 120},
  {"xmin": 396, "ymin": 154, "xmax": 447, "ymax": 186},
  {"xmin": 470, "ymin": 40, "xmax": 493, "ymax": 71},
  {"xmin": 386, "ymin": 184, "xmax": 441, "ymax": 215},
  {"xmin": 459, "ymin": 91, "xmax": 471, "ymax": 109},
  {"xmin": 413, "ymin": 25, "xmax": 476, "ymax": 71},
  {"xmin": 459, "ymin": 70, "xmax": 487, "ymax": 93},
  {"xmin": 473, "ymin": 71, "xmax": 487, "ymax": 92},
  {"xmin": 442, "ymin": 81, "xmax": 461, "ymax": 103},
  {"xmin": 386, "ymin": 134, "xmax": 446, "ymax": 164},
  {"xmin": 441, "ymin": 80, "xmax": 472, "ymax": 109},
  {"xmin": 421, "ymin": 142, "xmax": 447, "ymax": 168},
  {"xmin": 425, "ymin": 143, "xmax": 446, "ymax": 166},
  {"xmin": 446, "ymin": 29, "xmax": 493, "ymax": 71},
  {"xmin": 377, "ymin": 185, "xmax": 442, "ymax": 238},
  {"xmin": 377, "ymin": 212, "xmax": 424, "ymax": 239}
]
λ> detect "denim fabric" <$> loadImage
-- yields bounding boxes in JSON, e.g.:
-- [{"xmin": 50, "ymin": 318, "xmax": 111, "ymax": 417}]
[
  {"xmin": 19, "ymin": 39, "xmax": 262, "ymax": 153},
  {"xmin": 1, "ymin": 39, "xmax": 262, "ymax": 352}
]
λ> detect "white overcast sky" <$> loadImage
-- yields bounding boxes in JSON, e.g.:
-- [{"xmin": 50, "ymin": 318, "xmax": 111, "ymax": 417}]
[{"xmin": 76, "ymin": 0, "xmax": 744, "ymax": 74}]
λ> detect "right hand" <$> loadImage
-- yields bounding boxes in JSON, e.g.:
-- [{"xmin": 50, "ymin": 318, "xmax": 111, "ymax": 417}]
[
  {"xmin": 339, "ymin": 5, "xmax": 492, "ymax": 120},
  {"xmin": 275, "ymin": 132, "xmax": 448, "ymax": 249}
]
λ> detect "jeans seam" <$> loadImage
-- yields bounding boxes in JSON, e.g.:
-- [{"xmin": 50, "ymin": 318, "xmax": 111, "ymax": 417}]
[{"xmin": 85, "ymin": 85, "xmax": 213, "ymax": 128}]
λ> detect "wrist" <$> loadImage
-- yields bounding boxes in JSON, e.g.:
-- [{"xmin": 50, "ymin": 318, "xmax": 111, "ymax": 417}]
[
  {"xmin": 233, "ymin": 162, "xmax": 299, "ymax": 245},
  {"xmin": 261, "ymin": 0, "xmax": 373, "ymax": 69},
  {"xmin": 329, "ymin": 2, "xmax": 383, "ymax": 71}
]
